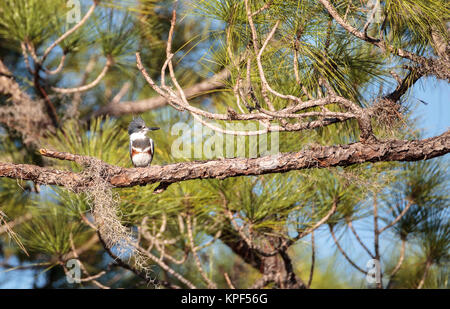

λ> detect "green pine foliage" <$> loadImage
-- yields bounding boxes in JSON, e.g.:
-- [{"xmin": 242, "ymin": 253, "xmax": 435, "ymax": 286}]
[{"xmin": 0, "ymin": 0, "xmax": 448, "ymax": 288}]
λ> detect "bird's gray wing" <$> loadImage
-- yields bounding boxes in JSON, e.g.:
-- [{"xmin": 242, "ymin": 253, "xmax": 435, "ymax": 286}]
[
  {"xmin": 129, "ymin": 142, "xmax": 132, "ymax": 160},
  {"xmin": 132, "ymin": 138, "xmax": 151, "ymax": 149}
]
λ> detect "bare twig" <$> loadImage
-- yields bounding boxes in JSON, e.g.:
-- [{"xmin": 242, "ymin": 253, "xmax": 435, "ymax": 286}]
[
  {"xmin": 347, "ymin": 220, "xmax": 375, "ymax": 258},
  {"xmin": 417, "ymin": 259, "xmax": 432, "ymax": 289},
  {"xmin": 97, "ymin": 230, "xmax": 182, "ymax": 289},
  {"xmin": 68, "ymin": 233, "xmax": 110, "ymax": 289},
  {"xmin": 42, "ymin": 1, "xmax": 97, "ymax": 63},
  {"xmin": 20, "ymin": 42, "xmax": 35, "ymax": 75},
  {"xmin": 373, "ymin": 194, "xmax": 383, "ymax": 288},
  {"xmin": 329, "ymin": 225, "xmax": 368, "ymax": 275},
  {"xmin": 70, "ymin": 55, "xmax": 99, "ymax": 118},
  {"xmin": 45, "ymin": 54, "xmax": 66, "ymax": 75},
  {"xmin": 317, "ymin": 0, "xmax": 425, "ymax": 63},
  {"xmin": 386, "ymin": 238, "xmax": 406, "ymax": 289},
  {"xmin": 251, "ymin": 0, "xmax": 274, "ymax": 16},
  {"xmin": 224, "ymin": 272, "xmax": 236, "ymax": 289},
  {"xmin": 186, "ymin": 214, "xmax": 217, "ymax": 288},
  {"xmin": 136, "ymin": 243, "xmax": 197, "ymax": 289},
  {"xmin": 0, "ymin": 211, "xmax": 30, "ymax": 256},
  {"xmin": 379, "ymin": 200, "xmax": 413, "ymax": 234},
  {"xmin": 307, "ymin": 231, "xmax": 315, "ymax": 288},
  {"xmin": 51, "ymin": 56, "xmax": 113, "ymax": 94},
  {"xmin": 298, "ymin": 201, "xmax": 337, "ymax": 238},
  {"xmin": 0, "ymin": 213, "xmax": 32, "ymax": 235}
]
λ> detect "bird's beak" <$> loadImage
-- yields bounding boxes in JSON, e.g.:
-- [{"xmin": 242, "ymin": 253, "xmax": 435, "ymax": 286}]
[{"xmin": 146, "ymin": 127, "xmax": 160, "ymax": 131}]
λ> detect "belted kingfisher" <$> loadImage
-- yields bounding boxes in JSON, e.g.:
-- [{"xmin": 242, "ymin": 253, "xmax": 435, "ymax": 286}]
[{"xmin": 128, "ymin": 117, "xmax": 160, "ymax": 167}]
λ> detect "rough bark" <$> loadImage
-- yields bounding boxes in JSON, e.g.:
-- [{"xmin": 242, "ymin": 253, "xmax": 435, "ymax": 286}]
[
  {"xmin": 0, "ymin": 131, "xmax": 448, "ymax": 189},
  {"xmin": 220, "ymin": 228, "xmax": 306, "ymax": 289},
  {"xmin": 219, "ymin": 227, "xmax": 264, "ymax": 270}
]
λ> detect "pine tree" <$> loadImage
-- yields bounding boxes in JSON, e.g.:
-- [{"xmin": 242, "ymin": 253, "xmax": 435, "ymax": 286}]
[{"xmin": 0, "ymin": 0, "xmax": 448, "ymax": 289}]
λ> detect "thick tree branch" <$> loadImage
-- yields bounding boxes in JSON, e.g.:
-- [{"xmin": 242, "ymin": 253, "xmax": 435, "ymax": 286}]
[
  {"xmin": 219, "ymin": 227, "xmax": 264, "ymax": 271},
  {"xmin": 384, "ymin": 70, "xmax": 423, "ymax": 103},
  {"xmin": 279, "ymin": 249, "xmax": 307, "ymax": 289},
  {"xmin": 0, "ymin": 131, "xmax": 448, "ymax": 188}
]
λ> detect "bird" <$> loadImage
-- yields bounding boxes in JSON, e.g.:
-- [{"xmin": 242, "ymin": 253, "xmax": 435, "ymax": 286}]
[{"xmin": 128, "ymin": 117, "xmax": 160, "ymax": 167}]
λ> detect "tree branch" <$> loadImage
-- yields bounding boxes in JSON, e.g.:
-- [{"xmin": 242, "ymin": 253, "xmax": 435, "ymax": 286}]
[
  {"xmin": 386, "ymin": 238, "xmax": 406, "ymax": 289},
  {"xmin": 317, "ymin": 0, "xmax": 424, "ymax": 63},
  {"xmin": 89, "ymin": 68, "xmax": 230, "ymax": 118},
  {"xmin": 329, "ymin": 225, "xmax": 368, "ymax": 275},
  {"xmin": 307, "ymin": 231, "xmax": 315, "ymax": 288},
  {"xmin": 0, "ymin": 131, "xmax": 448, "ymax": 189},
  {"xmin": 0, "ymin": 59, "xmax": 54, "ymax": 144},
  {"xmin": 347, "ymin": 220, "xmax": 375, "ymax": 258},
  {"xmin": 379, "ymin": 200, "xmax": 413, "ymax": 234},
  {"xmin": 51, "ymin": 56, "xmax": 113, "ymax": 94},
  {"xmin": 417, "ymin": 259, "xmax": 433, "ymax": 289},
  {"xmin": 42, "ymin": 1, "xmax": 98, "ymax": 63}
]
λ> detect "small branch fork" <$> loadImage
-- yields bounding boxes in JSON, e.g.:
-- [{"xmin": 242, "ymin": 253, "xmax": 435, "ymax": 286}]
[
  {"xmin": 84, "ymin": 215, "xmax": 194, "ymax": 289},
  {"xmin": 223, "ymin": 195, "xmax": 337, "ymax": 260},
  {"xmin": 20, "ymin": 1, "xmax": 100, "ymax": 78},
  {"xmin": 317, "ymin": 0, "xmax": 450, "ymax": 81},
  {"xmin": 333, "ymin": 197, "xmax": 414, "ymax": 288},
  {"xmin": 13, "ymin": 1, "xmax": 109, "ymax": 129}
]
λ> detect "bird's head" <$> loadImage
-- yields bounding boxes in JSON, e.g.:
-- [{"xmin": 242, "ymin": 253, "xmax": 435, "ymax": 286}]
[{"xmin": 128, "ymin": 117, "xmax": 160, "ymax": 135}]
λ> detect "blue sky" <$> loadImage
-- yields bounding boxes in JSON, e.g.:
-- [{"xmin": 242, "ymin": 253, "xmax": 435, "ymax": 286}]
[{"xmin": 412, "ymin": 77, "xmax": 449, "ymax": 139}]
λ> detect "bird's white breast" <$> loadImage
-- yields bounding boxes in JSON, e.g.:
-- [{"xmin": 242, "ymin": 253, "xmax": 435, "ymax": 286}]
[
  {"xmin": 129, "ymin": 133, "xmax": 154, "ymax": 167},
  {"xmin": 130, "ymin": 132, "xmax": 147, "ymax": 141},
  {"xmin": 131, "ymin": 152, "xmax": 152, "ymax": 167}
]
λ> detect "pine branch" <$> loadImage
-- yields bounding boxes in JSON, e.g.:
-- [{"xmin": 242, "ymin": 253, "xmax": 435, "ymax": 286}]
[
  {"xmin": 317, "ymin": 0, "xmax": 450, "ymax": 81},
  {"xmin": 0, "ymin": 131, "xmax": 448, "ymax": 190},
  {"xmin": 0, "ymin": 59, "xmax": 54, "ymax": 145},
  {"xmin": 88, "ymin": 68, "xmax": 230, "ymax": 118}
]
